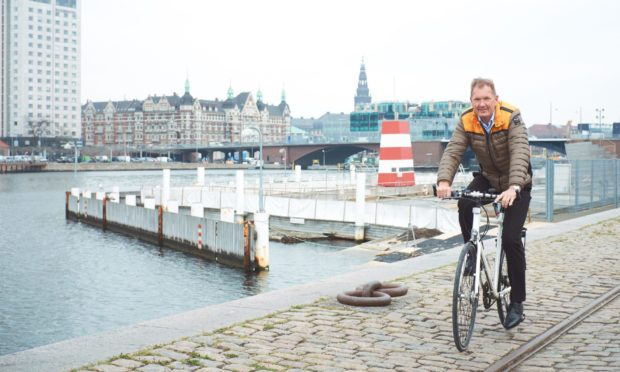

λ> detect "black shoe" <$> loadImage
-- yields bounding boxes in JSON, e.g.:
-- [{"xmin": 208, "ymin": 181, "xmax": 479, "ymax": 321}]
[
  {"xmin": 463, "ymin": 249, "xmax": 476, "ymax": 276},
  {"xmin": 504, "ymin": 302, "xmax": 525, "ymax": 329}
]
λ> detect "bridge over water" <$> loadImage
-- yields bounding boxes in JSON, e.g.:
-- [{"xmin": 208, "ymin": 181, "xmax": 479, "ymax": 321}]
[{"xmin": 166, "ymin": 138, "xmax": 619, "ymax": 167}]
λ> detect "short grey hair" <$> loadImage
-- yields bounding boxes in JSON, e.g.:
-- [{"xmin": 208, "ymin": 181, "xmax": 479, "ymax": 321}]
[{"xmin": 470, "ymin": 78, "xmax": 497, "ymax": 98}]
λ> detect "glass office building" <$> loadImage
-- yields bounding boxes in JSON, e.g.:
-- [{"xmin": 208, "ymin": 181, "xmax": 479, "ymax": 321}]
[{"xmin": 350, "ymin": 100, "xmax": 468, "ymax": 140}]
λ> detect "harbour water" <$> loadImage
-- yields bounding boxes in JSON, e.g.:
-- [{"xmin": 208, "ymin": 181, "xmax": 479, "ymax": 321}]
[{"xmin": 0, "ymin": 169, "xmax": 375, "ymax": 356}]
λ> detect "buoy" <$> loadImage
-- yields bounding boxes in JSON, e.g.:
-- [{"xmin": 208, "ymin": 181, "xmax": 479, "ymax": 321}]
[{"xmin": 377, "ymin": 120, "xmax": 415, "ymax": 187}]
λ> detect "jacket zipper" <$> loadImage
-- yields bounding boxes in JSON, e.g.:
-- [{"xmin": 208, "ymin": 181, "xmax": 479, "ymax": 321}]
[{"xmin": 484, "ymin": 130, "xmax": 502, "ymax": 188}]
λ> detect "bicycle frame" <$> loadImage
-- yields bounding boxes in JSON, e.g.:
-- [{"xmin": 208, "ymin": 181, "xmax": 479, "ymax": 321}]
[{"xmin": 470, "ymin": 205, "xmax": 510, "ymax": 303}]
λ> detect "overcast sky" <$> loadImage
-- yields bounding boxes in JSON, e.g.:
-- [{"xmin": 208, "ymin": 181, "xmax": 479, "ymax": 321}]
[{"xmin": 82, "ymin": 0, "xmax": 619, "ymax": 127}]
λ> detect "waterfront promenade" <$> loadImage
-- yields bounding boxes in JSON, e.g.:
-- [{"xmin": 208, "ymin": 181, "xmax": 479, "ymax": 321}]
[{"xmin": 1, "ymin": 208, "xmax": 619, "ymax": 371}]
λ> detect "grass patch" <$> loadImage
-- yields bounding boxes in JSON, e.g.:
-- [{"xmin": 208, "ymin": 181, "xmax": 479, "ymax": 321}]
[
  {"xmin": 263, "ymin": 323, "xmax": 274, "ymax": 331},
  {"xmin": 224, "ymin": 353, "xmax": 238, "ymax": 358},
  {"xmin": 186, "ymin": 358, "xmax": 203, "ymax": 367},
  {"xmin": 251, "ymin": 364, "xmax": 278, "ymax": 371},
  {"xmin": 133, "ymin": 349, "xmax": 153, "ymax": 356}
]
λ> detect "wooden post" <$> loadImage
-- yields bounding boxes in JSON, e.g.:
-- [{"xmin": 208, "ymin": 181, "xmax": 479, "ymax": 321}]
[
  {"xmin": 243, "ymin": 221, "xmax": 250, "ymax": 269},
  {"xmin": 102, "ymin": 197, "xmax": 107, "ymax": 231},
  {"xmin": 158, "ymin": 205, "xmax": 164, "ymax": 247}
]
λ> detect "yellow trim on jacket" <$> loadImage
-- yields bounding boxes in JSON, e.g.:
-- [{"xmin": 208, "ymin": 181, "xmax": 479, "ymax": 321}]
[{"xmin": 462, "ymin": 101, "xmax": 518, "ymax": 135}]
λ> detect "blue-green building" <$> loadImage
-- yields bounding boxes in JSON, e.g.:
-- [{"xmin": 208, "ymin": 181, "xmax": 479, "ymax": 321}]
[{"xmin": 350, "ymin": 99, "xmax": 468, "ymax": 140}]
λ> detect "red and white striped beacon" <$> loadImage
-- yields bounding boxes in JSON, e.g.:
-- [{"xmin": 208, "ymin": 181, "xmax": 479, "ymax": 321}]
[{"xmin": 377, "ymin": 120, "xmax": 416, "ymax": 187}]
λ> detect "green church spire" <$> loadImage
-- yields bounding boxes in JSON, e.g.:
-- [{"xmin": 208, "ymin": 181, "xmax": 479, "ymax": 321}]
[{"xmin": 227, "ymin": 84, "xmax": 234, "ymax": 100}]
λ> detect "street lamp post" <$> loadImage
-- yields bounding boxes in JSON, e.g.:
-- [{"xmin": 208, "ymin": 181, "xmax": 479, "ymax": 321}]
[
  {"xmin": 246, "ymin": 126, "xmax": 264, "ymax": 212},
  {"xmin": 595, "ymin": 108, "xmax": 605, "ymax": 135},
  {"xmin": 73, "ymin": 141, "xmax": 79, "ymax": 175},
  {"xmin": 322, "ymin": 149, "xmax": 327, "ymax": 190},
  {"xmin": 279, "ymin": 148, "xmax": 286, "ymax": 173},
  {"xmin": 245, "ymin": 125, "xmax": 269, "ymax": 270}
]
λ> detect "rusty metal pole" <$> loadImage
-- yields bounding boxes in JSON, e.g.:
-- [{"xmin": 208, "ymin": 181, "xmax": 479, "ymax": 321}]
[
  {"xmin": 65, "ymin": 191, "xmax": 70, "ymax": 219},
  {"xmin": 254, "ymin": 212, "xmax": 269, "ymax": 270}
]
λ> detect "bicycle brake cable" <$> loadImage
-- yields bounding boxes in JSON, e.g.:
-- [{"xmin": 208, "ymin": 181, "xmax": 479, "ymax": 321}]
[{"xmin": 480, "ymin": 204, "xmax": 491, "ymax": 241}]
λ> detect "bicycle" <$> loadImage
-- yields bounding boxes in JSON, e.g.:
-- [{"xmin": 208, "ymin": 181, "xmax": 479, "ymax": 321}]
[{"xmin": 441, "ymin": 189, "xmax": 527, "ymax": 351}]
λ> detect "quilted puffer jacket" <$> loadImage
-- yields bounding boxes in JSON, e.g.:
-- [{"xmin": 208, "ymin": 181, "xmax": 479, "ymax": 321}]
[{"xmin": 437, "ymin": 101, "xmax": 532, "ymax": 191}]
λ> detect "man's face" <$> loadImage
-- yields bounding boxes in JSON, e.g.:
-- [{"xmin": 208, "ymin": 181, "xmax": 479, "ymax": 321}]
[{"xmin": 471, "ymin": 84, "xmax": 498, "ymax": 122}]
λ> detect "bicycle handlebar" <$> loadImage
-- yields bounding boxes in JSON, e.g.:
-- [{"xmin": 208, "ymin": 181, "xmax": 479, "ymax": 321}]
[
  {"xmin": 432, "ymin": 185, "xmax": 500, "ymax": 200},
  {"xmin": 450, "ymin": 189, "xmax": 500, "ymax": 200}
]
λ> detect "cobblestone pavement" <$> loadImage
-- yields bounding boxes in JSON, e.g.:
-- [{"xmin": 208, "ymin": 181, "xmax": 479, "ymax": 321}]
[
  {"xmin": 517, "ymin": 296, "xmax": 620, "ymax": 371},
  {"xmin": 76, "ymin": 217, "xmax": 620, "ymax": 372}
]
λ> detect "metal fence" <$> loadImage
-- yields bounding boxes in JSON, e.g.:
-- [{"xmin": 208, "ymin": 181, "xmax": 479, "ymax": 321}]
[
  {"xmin": 107, "ymin": 202, "xmax": 159, "ymax": 233},
  {"xmin": 66, "ymin": 194, "xmax": 253, "ymax": 269},
  {"xmin": 535, "ymin": 159, "xmax": 620, "ymax": 221},
  {"xmin": 68, "ymin": 194, "xmax": 79, "ymax": 214},
  {"xmin": 162, "ymin": 212, "xmax": 250, "ymax": 263},
  {"xmin": 83, "ymin": 197, "xmax": 104, "ymax": 220}
]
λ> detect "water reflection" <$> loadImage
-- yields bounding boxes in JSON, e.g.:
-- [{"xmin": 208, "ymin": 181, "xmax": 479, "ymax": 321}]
[{"xmin": 0, "ymin": 170, "xmax": 370, "ymax": 356}]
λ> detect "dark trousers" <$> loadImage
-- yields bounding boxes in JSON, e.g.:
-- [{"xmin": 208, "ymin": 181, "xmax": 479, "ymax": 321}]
[{"xmin": 457, "ymin": 175, "xmax": 531, "ymax": 303}]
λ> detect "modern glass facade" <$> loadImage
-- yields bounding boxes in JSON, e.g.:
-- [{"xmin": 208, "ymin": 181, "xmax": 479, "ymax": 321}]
[
  {"xmin": 350, "ymin": 111, "xmax": 379, "ymax": 132},
  {"xmin": 350, "ymin": 100, "xmax": 468, "ymax": 140},
  {"xmin": 419, "ymin": 101, "xmax": 469, "ymax": 118}
]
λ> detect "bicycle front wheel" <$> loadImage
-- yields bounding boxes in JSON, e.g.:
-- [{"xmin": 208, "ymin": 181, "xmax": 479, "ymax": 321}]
[
  {"xmin": 452, "ymin": 242, "xmax": 478, "ymax": 352},
  {"xmin": 496, "ymin": 247, "xmax": 512, "ymax": 325}
]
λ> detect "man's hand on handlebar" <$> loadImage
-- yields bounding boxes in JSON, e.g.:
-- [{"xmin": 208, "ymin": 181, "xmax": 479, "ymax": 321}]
[
  {"xmin": 495, "ymin": 187, "xmax": 518, "ymax": 208},
  {"xmin": 436, "ymin": 180, "xmax": 452, "ymax": 198}
]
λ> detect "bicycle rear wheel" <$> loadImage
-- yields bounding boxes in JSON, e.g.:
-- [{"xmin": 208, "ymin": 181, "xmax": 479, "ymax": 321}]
[
  {"xmin": 496, "ymin": 247, "xmax": 511, "ymax": 325},
  {"xmin": 452, "ymin": 242, "xmax": 478, "ymax": 352}
]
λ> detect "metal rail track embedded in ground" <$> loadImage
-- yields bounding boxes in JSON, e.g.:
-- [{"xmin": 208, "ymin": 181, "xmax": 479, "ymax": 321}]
[{"xmin": 486, "ymin": 284, "xmax": 620, "ymax": 372}]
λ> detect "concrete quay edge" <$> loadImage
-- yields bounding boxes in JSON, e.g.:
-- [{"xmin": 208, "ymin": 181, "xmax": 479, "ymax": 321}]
[{"xmin": 1, "ymin": 207, "xmax": 619, "ymax": 372}]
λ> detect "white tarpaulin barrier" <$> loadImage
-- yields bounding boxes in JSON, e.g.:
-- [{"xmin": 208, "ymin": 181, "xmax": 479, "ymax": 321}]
[
  {"xmin": 315, "ymin": 199, "xmax": 345, "ymax": 221},
  {"xmin": 409, "ymin": 205, "xmax": 436, "ymax": 229},
  {"xmin": 343, "ymin": 201, "xmax": 356, "ymax": 222},
  {"xmin": 244, "ymin": 195, "xmax": 258, "ymax": 213},
  {"xmin": 266, "ymin": 196, "xmax": 289, "ymax": 216},
  {"xmin": 201, "ymin": 190, "xmax": 220, "ymax": 209},
  {"xmin": 140, "ymin": 187, "xmax": 152, "ymax": 204},
  {"xmin": 220, "ymin": 192, "xmax": 235, "ymax": 209},
  {"xmin": 289, "ymin": 198, "xmax": 316, "ymax": 219},
  {"xmin": 374, "ymin": 204, "xmax": 409, "ymax": 228},
  {"xmin": 363, "ymin": 202, "xmax": 378, "ymax": 225},
  {"xmin": 152, "ymin": 187, "xmax": 162, "ymax": 205},
  {"xmin": 168, "ymin": 189, "xmax": 181, "ymax": 203},
  {"xmin": 182, "ymin": 187, "xmax": 203, "ymax": 205},
  {"xmin": 436, "ymin": 207, "xmax": 460, "ymax": 233}
]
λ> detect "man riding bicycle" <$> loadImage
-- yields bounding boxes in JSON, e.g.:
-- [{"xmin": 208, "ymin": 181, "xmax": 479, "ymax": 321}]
[{"xmin": 436, "ymin": 78, "xmax": 532, "ymax": 330}]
